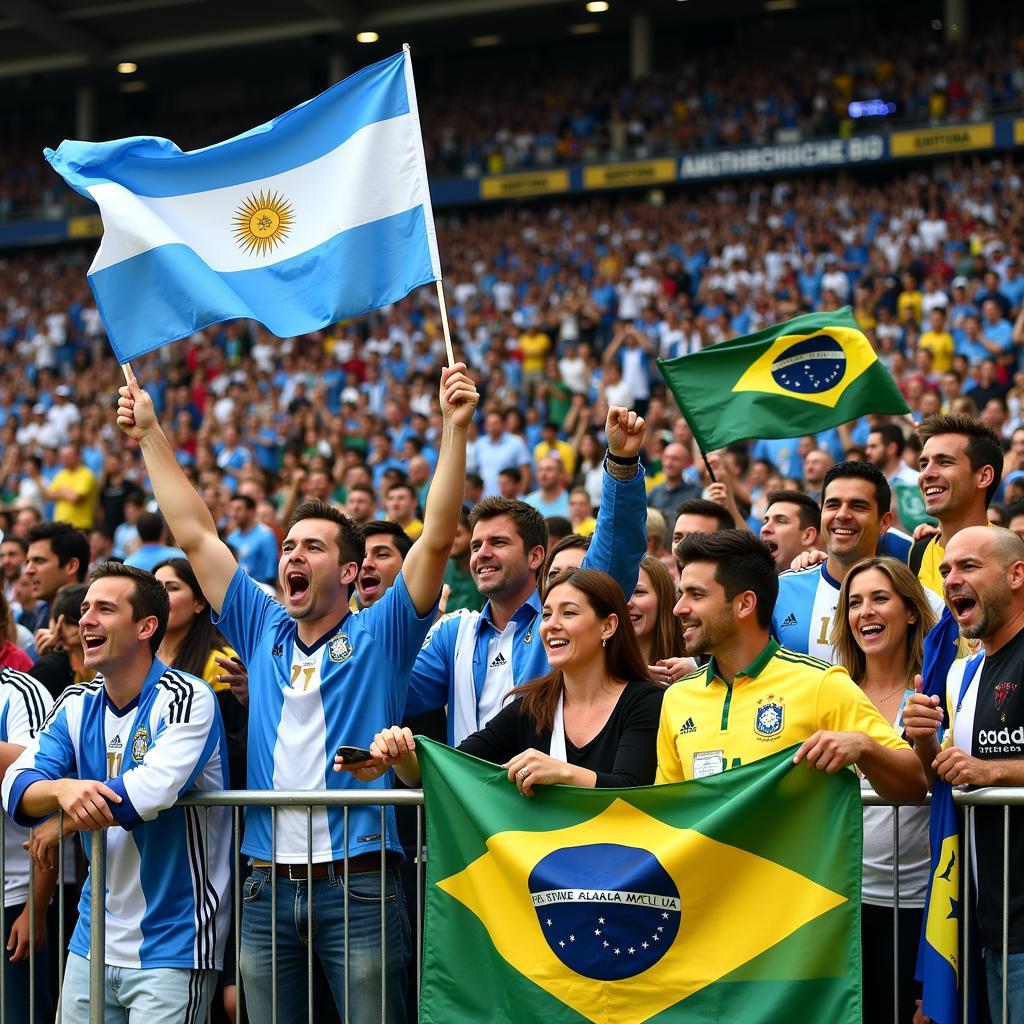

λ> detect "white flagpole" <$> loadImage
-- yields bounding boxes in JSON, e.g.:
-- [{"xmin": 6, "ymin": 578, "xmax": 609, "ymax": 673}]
[
  {"xmin": 435, "ymin": 279, "xmax": 455, "ymax": 368},
  {"xmin": 403, "ymin": 42, "xmax": 454, "ymax": 368}
]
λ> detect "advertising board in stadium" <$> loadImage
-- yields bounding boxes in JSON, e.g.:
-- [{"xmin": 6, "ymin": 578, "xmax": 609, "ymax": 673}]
[
  {"xmin": 583, "ymin": 159, "xmax": 677, "ymax": 190},
  {"xmin": 480, "ymin": 169, "xmax": 571, "ymax": 200},
  {"xmin": 889, "ymin": 122, "xmax": 995, "ymax": 158},
  {"xmin": 678, "ymin": 135, "xmax": 886, "ymax": 181},
  {"xmin": 67, "ymin": 214, "xmax": 103, "ymax": 239}
]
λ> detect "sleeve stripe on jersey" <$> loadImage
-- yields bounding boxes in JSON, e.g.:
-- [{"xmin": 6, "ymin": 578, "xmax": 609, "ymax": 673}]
[
  {"xmin": 0, "ymin": 668, "xmax": 47, "ymax": 735},
  {"xmin": 158, "ymin": 671, "xmax": 197, "ymax": 725},
  {"xmin": 167, "ymin": 669, "xmax": 197, "ymax": 723},
  {"xmin": 775, "ymin": 648, "xmax": 831, "ymax": 671},
  {"xmin": 185, "ymin": 805, "xmax": 219, "ymax": 970},
  {"xmin": 40, "ymin": 681, "xmax": 103, "ymax": 730}
]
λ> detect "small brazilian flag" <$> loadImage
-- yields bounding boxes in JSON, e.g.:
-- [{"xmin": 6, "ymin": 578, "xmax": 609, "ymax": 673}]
[
  {"xmin": 656, "ymin": 306, "xmax": 910, "ymax": 453},
  {"xmin": 418, "ymin": 740, "xmax": 863, "ymax": 1024}
]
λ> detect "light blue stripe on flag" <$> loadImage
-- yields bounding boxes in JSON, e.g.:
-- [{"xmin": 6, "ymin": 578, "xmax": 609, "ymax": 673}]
[
  {"xmin": 43, "ymin": 49, "xmax": 441, "ymax": 364},
  {"xmin": 92, "ymin": 208, "xmax": 436, "ymax": 364}
]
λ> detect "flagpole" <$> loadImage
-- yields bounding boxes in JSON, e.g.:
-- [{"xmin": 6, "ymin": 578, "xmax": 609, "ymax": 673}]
[
  {"xmin": 402, "ymin": 42, "xmax": 454, "ymax": 370},
  {"xmin": 436, "ymin": 278, "xmax": 455, "ymax": 368},
  {"xmin": 701, "ymin": 451, "xmax": 717, "ymax": 484},
  {"xmin": 120, "ymin": 362, "xmax": 133, "ymax": 384}
]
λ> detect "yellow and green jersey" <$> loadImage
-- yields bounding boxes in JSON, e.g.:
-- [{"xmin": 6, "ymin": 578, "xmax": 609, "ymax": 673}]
[{"xmin": 655, "ymin": 638, "xmax": 908, "ymax": 784}]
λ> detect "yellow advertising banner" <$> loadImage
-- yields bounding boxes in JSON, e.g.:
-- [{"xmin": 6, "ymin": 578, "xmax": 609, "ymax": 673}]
[
  {"xmin": 480, "ymin": 170, "xmax": 570, "ymax": 200},
  {"xmin": 583, "ymin": 159, "xmax": 677, "ymax": 190},
  {"xmin": 67, "ymin": 215, "xmax": 103, "ymax": 239},
  {"xmin": 889, "ymin": 123, "xmax": 994, "ymax": 158}
]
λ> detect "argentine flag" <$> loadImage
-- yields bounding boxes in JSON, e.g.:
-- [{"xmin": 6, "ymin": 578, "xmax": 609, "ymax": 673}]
[{"xmin": 45, "ymin": 49, "xmax": 441, "ymax": 364}]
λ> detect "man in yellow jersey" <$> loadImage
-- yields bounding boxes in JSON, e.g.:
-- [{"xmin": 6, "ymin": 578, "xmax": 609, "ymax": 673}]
[
  {"xmin": 913, "ymin": 414, "xmax": 1003, "ymax": 600},
  {"xmin": 655, "ymin": 530, "xmax": 927, "ymax": 804}
]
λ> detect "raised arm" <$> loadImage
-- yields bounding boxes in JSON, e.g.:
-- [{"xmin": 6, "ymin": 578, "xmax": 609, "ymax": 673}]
[
  {"xmin": 400, "ymin": 363, "xmax": 478, "ymax": 616},
  {"xmin": 581, "ymin": 405, "xmax": 648, "ymax": 597},
  {"xmin": 117, "ymin": 376, "xmax": 238, "ymax": 613}
]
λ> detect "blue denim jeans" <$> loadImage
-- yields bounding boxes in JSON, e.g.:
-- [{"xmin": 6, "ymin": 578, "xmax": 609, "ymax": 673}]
[
  {"xmin": 239, "ymin": 864, "xmax": 411, "ymax": 1024},
  {"xmin": 985, "ymin": 948, "xmax": 1024, "ymax": 1023},
  {"xmin": 59, "ymin": 952, "xmax": 216, "ymax": 1023}
]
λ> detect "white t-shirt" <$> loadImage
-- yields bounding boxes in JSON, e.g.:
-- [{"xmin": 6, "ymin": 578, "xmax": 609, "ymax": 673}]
[{"xmin": 860, "ymin": 694, "xmax": 930, "ymax": 908}]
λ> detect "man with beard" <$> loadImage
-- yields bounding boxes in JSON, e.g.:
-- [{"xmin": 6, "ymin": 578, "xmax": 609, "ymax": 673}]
[
  {"xmin": 406, "ymin": 406, "xmax": 647, "ymax": 745},
  {"xmin": 914, "ymin": 415, "xmax": 1002, "ymax": 601},
  {"xmin": 773, "ymin": 463, "xmax": 914, "ymax": 661},
  {"xmin": 116, "ymin": 363, "xmax": 478, "ymax": 1024},
  {"xmin": 904, "ymin": 526, "xmax": 1024, "ymax": 1018},
  {"xmin": 655, "ymin": 529, "xmax": 925, "ymax": 803}
]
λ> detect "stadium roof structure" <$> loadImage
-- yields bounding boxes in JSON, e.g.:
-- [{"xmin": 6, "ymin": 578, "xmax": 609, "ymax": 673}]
[{"xmin": 0, "ymin": 0, "xmax": 898, "ymax": 80}]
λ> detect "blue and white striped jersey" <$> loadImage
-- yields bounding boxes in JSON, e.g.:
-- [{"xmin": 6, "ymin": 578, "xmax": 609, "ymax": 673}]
[
  {"xmin": 212, "ymin": 566, "xmax": 435, "ymax": 863},
  {"xmin": 0, "ymin": 667, "xmax": 53, "ymax": 907},
  {"xmin": 772, "ymin": 563, "xmax": 843, "ymax": 662},
  {"xmin": 2, "ymin": 659, "xmax": 230, "ymax": 970},
  {"xmin": 406, "ymin": 465, "xmax": 648, "ymax": 745}
]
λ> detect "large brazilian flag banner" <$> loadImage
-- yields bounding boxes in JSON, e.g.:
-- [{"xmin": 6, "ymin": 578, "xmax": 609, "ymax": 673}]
[
  {"xmin": 418, "ymin": 740, "xmax": 863, "ymax": 1024},
  {"xmin": 656, "ymin": 305, "xmax": 910, "ymax": 454}
]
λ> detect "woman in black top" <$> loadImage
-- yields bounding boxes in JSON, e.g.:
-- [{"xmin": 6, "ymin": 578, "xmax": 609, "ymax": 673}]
[{"xmin": 338, "ymin": 567, "xmax": 663, "ymax": 792}]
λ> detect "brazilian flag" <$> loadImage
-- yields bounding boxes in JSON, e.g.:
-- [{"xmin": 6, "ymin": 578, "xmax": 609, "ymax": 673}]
[
  {"xmin": 656, "ymin": 306, "xmax": 909, "ymax": 453},
  {"xmin": 418, "ymin": 740, "xmax": 863, "ymax": 1024}
]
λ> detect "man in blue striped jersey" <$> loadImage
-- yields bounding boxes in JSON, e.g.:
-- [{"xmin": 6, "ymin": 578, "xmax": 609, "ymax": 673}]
[
  {"xmin": 0, "ymin": 665, "xmax": 54, "ymax": 1023},
  {"xmin": 115, "ymin": 363, "xmax": 478, "ymax": 1024},
  {"xmin": 773, "ymin": 462, "xmax": 942, "ymax": 662},
  {"xmin": 406, "ymin": 406, "xmax": 647, "ymax": 746},
  {"xmin": 3, "ymin": 562, "xmax": 230, "ymax": 1023}
]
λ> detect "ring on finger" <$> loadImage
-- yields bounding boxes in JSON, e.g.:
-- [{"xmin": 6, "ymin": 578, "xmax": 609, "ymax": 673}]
[{"xmin": 517, "ymin": 767, "xmax": 530, "ymax": 780}]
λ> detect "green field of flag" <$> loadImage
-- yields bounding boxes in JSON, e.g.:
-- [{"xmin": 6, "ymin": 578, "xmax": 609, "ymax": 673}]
[
  {"xmin": 656, "ymin": 306, "xmax": 909, "ymax": 453},
  {"xmin": 418, "ymin": 740, "xmax": 863, "ymax": 1024}
]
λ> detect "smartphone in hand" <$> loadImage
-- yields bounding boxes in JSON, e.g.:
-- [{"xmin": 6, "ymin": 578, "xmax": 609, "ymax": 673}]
[{"xmin": 336, "ymin": 745, "xmax": 374, "ymax": 764}]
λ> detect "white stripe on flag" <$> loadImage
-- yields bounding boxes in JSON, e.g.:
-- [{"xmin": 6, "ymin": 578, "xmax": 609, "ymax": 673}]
[{"xmin": 89, "ymin": 111, "xmax": 428, "ymax": 275}]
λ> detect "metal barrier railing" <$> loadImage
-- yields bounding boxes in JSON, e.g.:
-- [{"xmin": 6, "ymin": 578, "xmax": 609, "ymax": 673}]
[{"xmin": 1, "ymin": 786, "xmax": 1019, "ymax": 1024}]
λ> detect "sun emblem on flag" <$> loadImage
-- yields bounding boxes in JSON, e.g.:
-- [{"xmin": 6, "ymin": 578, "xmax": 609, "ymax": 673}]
[{"xmin": 232, "ymin": 189, "xmax": 294, "ymax": 257}]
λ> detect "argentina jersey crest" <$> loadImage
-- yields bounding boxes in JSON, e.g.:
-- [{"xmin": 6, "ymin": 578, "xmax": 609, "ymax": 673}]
[{"xmin": 328, "ymin": 633, "xmax": 353, "ymax": 663}]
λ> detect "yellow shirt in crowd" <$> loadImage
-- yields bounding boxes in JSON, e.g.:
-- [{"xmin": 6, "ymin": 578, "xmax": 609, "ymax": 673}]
[
  {"xmin": 655, "ymin": 639, "xmax": 908, "ymax": 783},
  {"xmin": 51, "ymin": 466, "xmax": 97, "ymax": 529},
  {"xmin": 533, "ymin": 439, "xmax": 576, "ymax": 476}
]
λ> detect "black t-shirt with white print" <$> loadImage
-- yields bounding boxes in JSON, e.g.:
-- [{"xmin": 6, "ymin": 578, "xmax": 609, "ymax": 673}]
[{"xmin": 959, "ymin": 627, "xmax": 1024, "ymax": 951}]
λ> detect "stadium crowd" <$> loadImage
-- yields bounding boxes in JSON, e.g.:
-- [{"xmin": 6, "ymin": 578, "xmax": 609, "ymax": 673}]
[
  {"xmin": 2, "ymin": 143, "xmax": 1024, "ymax": 1020},
  {"xmin": 3, "ymin": 21, "xmax": 1024, "ymax": 221}
]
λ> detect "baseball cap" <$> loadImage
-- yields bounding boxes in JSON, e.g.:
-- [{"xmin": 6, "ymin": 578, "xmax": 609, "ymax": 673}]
[
  {"xmin": 1004, "ymin": 470, "xmax": 1024, "ymax": 488},
  {"xmin": 951, "ymin": 276, "xmax": 969, "ymax": 289},
  {"xmin": 54, "ymin": 385, "xmax": 72, "ymax": 397}
]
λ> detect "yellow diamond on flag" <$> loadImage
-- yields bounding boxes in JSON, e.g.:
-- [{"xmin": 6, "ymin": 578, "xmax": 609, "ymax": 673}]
[
  {"xmin": 437, "ymin": 798, "xmax": 847, "ymax": 1024},
  {"xmin": 731, "ymin": 325, "xmax": 877, "ymax": 409}
]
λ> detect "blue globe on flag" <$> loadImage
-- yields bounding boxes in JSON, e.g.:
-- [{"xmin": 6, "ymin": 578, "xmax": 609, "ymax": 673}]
[
  {"xmin": 528, "ymin": 843, "xmax": 681, "ymax": 981},
  {"xmin": 769, "ymin": 333, "xmax": 847, "ymax": 395}
]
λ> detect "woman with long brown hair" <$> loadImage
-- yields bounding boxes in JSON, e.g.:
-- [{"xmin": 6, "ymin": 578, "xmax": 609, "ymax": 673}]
[
  {"xmin": 628, "ymin": 555, "xmax": 686, "ymax": 669},
  {"xmin": 339, "ymin": 568, "xmax": 664, "ymax": 791}
]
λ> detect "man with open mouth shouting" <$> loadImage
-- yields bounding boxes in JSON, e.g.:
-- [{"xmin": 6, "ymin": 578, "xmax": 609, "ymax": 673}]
[
  {"xmin": 905, "ymin": 526, "xmax": 1024, "ymax": 1021},
  {"xmin": 115, "ymin": 362, "xmax": 478, "ymax": 1024}
]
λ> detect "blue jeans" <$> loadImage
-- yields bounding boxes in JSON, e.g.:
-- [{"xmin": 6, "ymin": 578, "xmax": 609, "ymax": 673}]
[
  {"xmin": 2, "ymin": 902, "xmax": 50, "ymax": 1024},
  {"xmin": 239, "ymin": 864, "xmax": 411, "ymax": 1024},
  {"xmin": 59, "ymin": 951, "xmax": 216, "ymax": 1023},
  {"xmin": 985, "ymin": 948, "xmax": 1024, "ymax": 1023}
]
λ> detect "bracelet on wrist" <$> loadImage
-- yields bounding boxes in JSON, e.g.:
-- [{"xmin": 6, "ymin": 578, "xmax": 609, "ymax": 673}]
[{"xmin": 605, "ymin": 450, "xmax": 639, "ymax": 465}]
